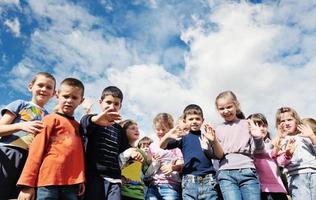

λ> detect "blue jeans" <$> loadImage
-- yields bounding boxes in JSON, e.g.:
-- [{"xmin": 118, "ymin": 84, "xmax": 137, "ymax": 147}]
[
  {"xmin": 37, "ymin": 185, "xmax": 80, "ymax": 200},
  {"xmin": 218, "ymin": 168, "xmax": 260, "ymax": 200},
  {"xmin": 182, "ymin": 174, "xmax": 219, "ymax": 200},
  {"xmin": 84, "ymin": 173, "xmax": 121, "ymax": 200},
  {"xmin": 145, "ymin": 183, "xmax": 181, "ymax": 200},
  {"xmin": 288, "ymin": 172, "xmax": 316, "ymax": 200}
]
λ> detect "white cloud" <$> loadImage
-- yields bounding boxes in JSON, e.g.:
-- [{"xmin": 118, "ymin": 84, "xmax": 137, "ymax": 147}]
[
  {"xmin": 8, "ymin": 0, "xmax": 316, "ymax": 140},
  {"xmin": 4, "ymin": 17, "xmax": 21, "ymax": 37}
]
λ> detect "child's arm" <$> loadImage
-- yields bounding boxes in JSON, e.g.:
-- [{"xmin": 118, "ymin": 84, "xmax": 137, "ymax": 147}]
[
  {"xmin": 0, "ymin": 111, "xmax": 44, "ymax": 136},
  {"xmin": 17, "ymin": 118, "xmax": 52, "ymax": 187},
  {"xmin": 160, "ymin": 159, "xmax": 184, "ymax": 175},
  {"xmin": 18, "ymin": 187, "xmax": 35, "ymax": 200},
  {"xmin": 119, "ymin": 148, "xmax": 144, "ymax": 167},
  {"xmin": 203, "ymin": 124, "xmax": 224, "ymax": 159},
  {"xmin": 275, "ymin": 138, "xmax": 296, "ymax": 167},
  {"xmin": 248, "ymin": 120, "xmax": 264, "ymax": 152},
  {"xmin": 298, "ymin": 124, "xmax": 316, "ymax": 145}
]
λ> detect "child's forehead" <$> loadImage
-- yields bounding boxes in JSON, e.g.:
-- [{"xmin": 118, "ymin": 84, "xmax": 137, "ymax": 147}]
[{"xmin": 102, "ymin": 94, "xmax": 121, "ymax": 101}]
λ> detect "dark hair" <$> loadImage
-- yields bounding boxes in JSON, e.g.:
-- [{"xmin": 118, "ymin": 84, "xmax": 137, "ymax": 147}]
[
  {"xmin": 101, "ymin": 86, "xmax": 123, "ymax": 102},
  {"xmin": 120, "ymin": 119, "xmax": 137, "ymax": 131},
  {"xmin": 30, "ymin": 72, "xmax": 56, "ymax": 89},
  {"xmin": 183, "ymin": 104, "xmax": 203, "ymax": 119},
  {"xmin": 247, "ymin": 113, "xmax": 270, "ymax": 140},
  {"xmin": 137, "ymin": 136, "xmax": 153, "ymax": 148},
  {"xmin": 215, "ymin": 90, "xmax": 245, "ymax": 119},
  {"xmin": 60, "ymin": 78, "xmax": 84, "ymax": 97}
]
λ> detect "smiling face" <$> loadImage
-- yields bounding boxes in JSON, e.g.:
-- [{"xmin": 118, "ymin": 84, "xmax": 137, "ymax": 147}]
[
  {"xmin": 216, "ymin": 96, "xmax": 239, "ymax": 122},
  {"xmin": 56, "ymin": 84, "xmax": 84, "ymax": 116},
  {"xmin": 155, "ymin": 121, "xmax": 172, "ymax": 139},
  {"xmin": 126, "ymin": 123, "xmax": 140, "ymax": 144},
  {"xmin": 28, "ymin": 75, "xmax": 55, "ymax": 107},
  {"xmin": 185, "ymin": 114, "xmax": 203, "ymax": 131}
]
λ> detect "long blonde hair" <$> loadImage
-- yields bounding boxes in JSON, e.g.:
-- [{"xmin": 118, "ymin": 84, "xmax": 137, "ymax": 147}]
[{"xmin": 215, "ymin": 91, "xmax": 245, "ymax": 119}]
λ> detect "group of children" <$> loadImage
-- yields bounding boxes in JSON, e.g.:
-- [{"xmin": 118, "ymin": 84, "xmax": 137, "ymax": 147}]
[{"xmin": 0, "ymin": 72, "xmax": 315, "ymax": 200}]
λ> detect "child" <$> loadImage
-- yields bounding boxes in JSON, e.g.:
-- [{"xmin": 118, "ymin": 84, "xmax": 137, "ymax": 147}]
[
  {"xmin": 80, "ymin": 86, "xmax": 129, "ymax": 200},
  {"xmin": 0, "ymin": 72, "xmax": 56, "ymax": 199},
  {"xmin": 138, "ymin": 136, "xmax": 153, "ymax": 154},
  {"xmin": 160, "ymin": 105, "xmax": 223, "ymax": 200},
  {"xmin": 214, "ymin": 91, "xmax": 264, "ymax": 200},
  {"xmin": 146, "ymin": 113, "xmax": 184, "ymax": 200},
  {"xmin": 274, "ymin": 107, "xmax": 316, "ymax": 200},
  {"xmin": 247, "ymin": 113, "xmax": 288, "ymax": 200},
  {"xmin": 17, "ymin": 77, "xmax": 86, "ymax": 199},
  {"xmin": 119, "ymin": 119, "xmax": 148, "ymax": 200},
  {"xmin": 301, "ymin": 118, "xmax": 316, "ymax": 135}
]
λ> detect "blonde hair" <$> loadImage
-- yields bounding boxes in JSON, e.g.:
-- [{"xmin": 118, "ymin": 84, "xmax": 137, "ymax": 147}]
[
  {"xmin": 275, "ymin": 107, "xmax": 301, "ymax": 129},
  {"xmin": 302, "ymin": 118, "xmax": 316, "ymax": 135},
  {"xmin": 153, "ymin": 113, "xmax": 174, "ymax": 130},
  {"xmin": 215, "ymin": 91, "xmax": 245, "ymax": 119}
]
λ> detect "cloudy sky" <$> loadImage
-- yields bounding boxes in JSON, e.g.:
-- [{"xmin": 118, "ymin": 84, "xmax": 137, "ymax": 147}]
[{"xmin": 1, "ymin": 0, "xmax": 315, "ymax": 140}]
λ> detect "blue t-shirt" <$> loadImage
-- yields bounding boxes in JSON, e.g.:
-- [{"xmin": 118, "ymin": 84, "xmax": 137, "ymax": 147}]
[
  {"xmin": 0, "ymin": 100, "xmax": 48, "ymax": 150},
  {"xmin": 166, "ymin": 130, "xmax": 216, "ymax": 176}
]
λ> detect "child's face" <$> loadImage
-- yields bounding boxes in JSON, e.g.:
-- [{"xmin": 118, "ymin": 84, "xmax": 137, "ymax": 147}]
[
  {"xmin": 56, "ymin": 84, "xmax": 84, "ymax": 116},
  {"xmin": 216, "ymin": 97, "xmax": 238, "ymax": 122},
  {"xmin": 185, "ymin": 114, "xmax": 203, "ymax": 131},
  {"xmin": 155, "ymin": 122, "xmax": 171, "ymax": 139},
  {"xmin": 258, "ymin": 123, "xmax": 268, "ymax": 138},
  {"xmin": 126, "ymin": 124, "xmax": 140, "ymax": 143},
  {"xmin": 279, "ymin": 112, "xmax": 297, "ymax": 135},
  {"xmin": 99, "ymin": 95, "xmax": 121, "ymax": 112},
  {"xmin": 139, "ymin": 142, "xmax": 150, "ymax": 153},
  {"xmin": 28, "ymin": 75, "xmax": 55, "ymax": 107}
]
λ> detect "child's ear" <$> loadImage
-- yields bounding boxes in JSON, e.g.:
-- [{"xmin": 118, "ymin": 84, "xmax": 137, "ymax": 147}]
[
  {"xmin": 27, "ymin": 83, "xmax": 33, "ymax": 92},
  {"xmin": 80, "ymin": 97, "xmax": 85, "ymax": 104}
]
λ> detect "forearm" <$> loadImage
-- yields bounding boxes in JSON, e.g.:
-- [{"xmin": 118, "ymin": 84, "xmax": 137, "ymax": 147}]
[
  {"xmin": 159, "ymin": 135, "xmax": 171, "ymax": 149},
  {"xmin": 212, "ymin": 140, "xmax": 224, "ymax": 159},
  {"xmin": 0, "ymin": 123, "xmax": 22, "ymax": 136},
  {"xmin": 172, "ymin": 160, "xmax": 184, "ymax": 172},
  {"xmin": 309, "ymin": 135, "xmax": 316, "ymax": 145}
]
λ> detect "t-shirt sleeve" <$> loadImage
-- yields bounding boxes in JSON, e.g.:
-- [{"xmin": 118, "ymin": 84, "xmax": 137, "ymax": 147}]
[
  {"xmin": 166, "ymin": 138, "xmax": 182, "ymax": 150},
  {"xmin": 1, "ymin": 100, "xmax": 24, "ymax": 117},
  {"xmin": 79, "ymin": 114, "xmax": 95, "ymax": 137},
  {"xmin": 17, "ymin": 116, "xmax": 54, "ymax": 187}
]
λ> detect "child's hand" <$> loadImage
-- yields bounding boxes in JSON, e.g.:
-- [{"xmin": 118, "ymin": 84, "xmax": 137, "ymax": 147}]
[
  {"xmin": 78, "ymin": 183, "xmax": 85, "ymax": 196},
  {"xmin": 91, "ymin": 107, "xmax": 121, "ymax": 126},
  {"xmin": 204, "ymin": 123, "xmax": 217, "ymax": 144},
  {"xmin": 82, "ymin": 98, "xmax": 94, "ymax": 114},
  {"xmin": 199, "ymin": 134, "xmax": 209, "ymax": 150},
  {"xmin": 165, "ymin": 126, "xmax": 183, "ymax": 140},
  {"xmin": 153, "ymin": 154, "xmax": 161, "ymax": 163},
  {"xmin": 18, "ymin": 187, "xmax": 35, "ymax": 200},
  {"xmin": 131, "ymin": 149, "xmax": 144, "ymax": 163},
  {"xmin": 248, "ymin": 120, "xmax": 263, "ymax": 138},
  {"xmin": 20, "ymin": 121, "xmax": 44, "ymax": 135},
  {"xmin": 160, "ymin": 163, "xmax": 173, "ymax": 175},
  {"xmin": 272, "ymin": 136, "xmax": 284, "ymax": 156},
  {"xmin": 298, "ymin": 124, "xmax": 314, "ymax": 138},
  {"xmin": 285, "ymin": 138, "xmax": 296, "ymax": 157}
]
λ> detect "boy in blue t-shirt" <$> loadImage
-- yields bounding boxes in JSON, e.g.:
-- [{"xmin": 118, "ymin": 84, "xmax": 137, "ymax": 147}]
[{"xmin": 160, "ymin": 104, "xmax": 224, "ymax": 200}]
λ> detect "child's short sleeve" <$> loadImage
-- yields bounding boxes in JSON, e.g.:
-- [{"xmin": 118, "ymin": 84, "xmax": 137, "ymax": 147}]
[{"xmin": 1, "ymin": 100, "xmax": 25, "ymax": 117}]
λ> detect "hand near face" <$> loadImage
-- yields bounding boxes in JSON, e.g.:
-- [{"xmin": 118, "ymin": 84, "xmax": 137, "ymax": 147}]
[
  {"xmin": 248, "ymin": 120, "xmax": 263, "ymax": 138},
  {"xmin": 298, "ymin": 124, "xmax": 314, "ymax": 138},
  {"xmin": 91, "ymin": 106, "xmax": 121, "ymax": 126},
  {"xmin": 130, "ymin": 149, "xmax": 144, "ymax": 163},
  {"xmin": 285, "ymin": 138, "xmax": 296, "ymax": 157}
]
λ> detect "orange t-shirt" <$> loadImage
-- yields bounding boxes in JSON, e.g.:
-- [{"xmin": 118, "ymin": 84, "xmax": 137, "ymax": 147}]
[{"xmin": 17, "ymin": 113, "xmax": 85, "ymax": 187}]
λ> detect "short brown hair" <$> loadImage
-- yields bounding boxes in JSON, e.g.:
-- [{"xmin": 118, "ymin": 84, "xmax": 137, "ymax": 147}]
[
  {"xmin": 137, "ymin": 136, "xmax": 153, "ymax": 148},
  {"xmin": 302, "ymin": 118, "xmax": 316, "ymax": 135},
  {"xmin": 101, "ymin": 86, "xmax": 123, "ymax": 102},
  {"xmin": 153, "ymin": 113, "xmax": 174, "ymax": 130},
  {"xmin": 183, "ymin": 104, "xmax": 203, "ymax": 119},
  {"xmin": 60, "ymin": 78, "xmax": 84, "ymax": 97},
  {"xmin": 30, "ymin": 72, "xmax": 56, "ymax": 89}
]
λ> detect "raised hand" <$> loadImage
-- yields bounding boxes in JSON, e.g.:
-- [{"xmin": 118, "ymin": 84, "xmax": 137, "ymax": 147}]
[
  {"xmin": 298, "ymin": 124, "xmax": 314, "ymax": 138},
  {"xmin": 82, "ymin": 98, "xmax": 94, "ymax": 114},
  {"xmin": 20, "ymin": 121, "xmax": 44, "ymax": 135},
  {"xmin": 91, "ymin": 107, "xmax": 121, "ymax": 126},
  {"xmin": 204, "ymin": 123, "xmax": 216, "ymax": 143},
  {"xmin": 285, "ymin": 138, "xmax": 296, "ymax": 157},
  {"xmin": 248, "ymin": 119, "xmax": 262, "ymax": 138}
]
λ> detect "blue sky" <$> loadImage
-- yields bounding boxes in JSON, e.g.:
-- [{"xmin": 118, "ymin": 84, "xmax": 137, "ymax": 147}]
[{"xmin": 1, "ymin": 0, "xmax": 316, "ymax": 139}]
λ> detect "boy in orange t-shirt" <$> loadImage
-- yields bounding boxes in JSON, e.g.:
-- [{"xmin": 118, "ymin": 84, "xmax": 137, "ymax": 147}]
[{"xmin": 17, "ymin": 78, "xmax": 85, "ymax": 200}]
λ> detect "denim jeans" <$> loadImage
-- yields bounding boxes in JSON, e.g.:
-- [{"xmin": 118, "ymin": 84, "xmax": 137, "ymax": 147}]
[
  {"xmin": 145, "ymin": 183, "xmax": 181, "ymax": 200},
  {"xmin": 218, "ymin": 168, "xmax": 260, "ymax": 200},
  {"xmin": 84, "ymin": 173, "xmax": 121, "ymax": 200},
  {"xmin": 37, "ymin": 184, "xmax": 80, "ymax": 200},
  {"xmin": 182, "ymin": 174, "xmax": 219, "ymax": 200},
  {"xmin": 288, "ymin": 172, "xmax": 316, "ymax": 200}
]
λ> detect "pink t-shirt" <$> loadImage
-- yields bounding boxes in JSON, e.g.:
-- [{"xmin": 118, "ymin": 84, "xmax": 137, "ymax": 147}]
[
  {"xmin": 148, "ymin": 141, "xmax": 183, "ymax": 184},
  {"xmin": 254, "ymin": 142, "xmax": 287, "ymax": 193}
]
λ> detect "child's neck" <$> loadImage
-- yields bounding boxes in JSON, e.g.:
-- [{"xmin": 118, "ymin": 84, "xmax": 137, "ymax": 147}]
[{"xmin": 31, "ymin": 99, "xmax": 44, "ymax": 108}]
